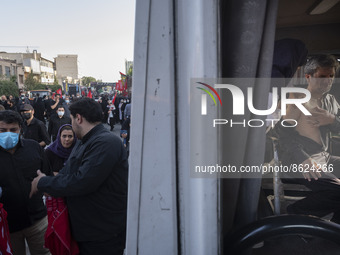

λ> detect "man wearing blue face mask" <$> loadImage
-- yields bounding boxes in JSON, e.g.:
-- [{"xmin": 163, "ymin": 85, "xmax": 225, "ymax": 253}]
[{"xmin": 0, "ymin": 110, "xmax": 51, "ymax": 254}]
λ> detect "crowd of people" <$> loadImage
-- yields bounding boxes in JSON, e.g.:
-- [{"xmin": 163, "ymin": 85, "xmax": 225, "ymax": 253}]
[{"xmin": 0, "ymin": 93, "xmax": 130, "ymax": 255}]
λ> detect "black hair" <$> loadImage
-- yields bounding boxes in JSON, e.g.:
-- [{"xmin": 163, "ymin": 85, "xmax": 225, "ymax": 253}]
[
  {"xmin": 69, "ymin": 98, "xmax": 103, "ymax": 123},
  {"xmin": 0, "ymin": 110, "xmax": 23, "ymax": 126},
  {"xmin": 60, "ymin": 125, "xmax": 73, "ymax": 133}
]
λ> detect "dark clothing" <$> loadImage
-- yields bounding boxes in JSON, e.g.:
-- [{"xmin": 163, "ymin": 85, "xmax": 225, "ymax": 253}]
[
  {"xmin": 101, "ymin": 101, "xmax": 109, "ymax": 123},
  {"xmin": 33, "ymin": 98, "xmax": 46, "ymax": 123},
  {"xmin": 45, "ymin": 149, "xmax": 65, "ymax": 173},
  {"xmin": 278, "ymin": 94, "xmax": 340, "ymax": 166},
  {"xmin": 77, "ymin": 231, "xmax": 125, "ymax": 255},
  {"xmin": 44, "ymin": 98, "xmax": 53, "ymax": 119},
  {"xmin": 0, "ymin": 100, "xmax": 8, "ymax": 109},
  {"xmin": 271, "ymin": 39, "xmax": 308, "ymax": 89},
  {"xmin": 121, "ymin": 118, "xmax": 131, "ymax": 144},
  {"xmin": 278, "ymin": 93, "xmax": 340, "ymax": 220},
  {"xmin": 48, "ymin": 115, "xmax": 71, "ymax": 141},
  {"xmin": 38, "ymin": 124, "xmax": 128, "ymax": 242},
  {"xmin": 0, "ymin": 138, "xmax": 51, "ymax": 233},
  {"xmin": 61, "ymin": 102, "xmax": 71, "ymax": 118},
  {"xmin": 287, "ymin": 155, "xmax": 340, "ymax": 223},
  {"xmin": 22, "ymin": 117, "xmax": 51, "ymax": 146}
]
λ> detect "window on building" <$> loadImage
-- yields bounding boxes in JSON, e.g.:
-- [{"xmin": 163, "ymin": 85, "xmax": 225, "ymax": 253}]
[
  {"xmin": 19, "ymin": 75, "xmax": 24, "ymax": 84},
  {"xmin": 5, "ymin": 66, "xmax": 10, "ymax": 77},
  {"xmin": 0, "ymin": 65, "xmax": 2, "ymax": 76},
  {"xmin": 12, "ymin": 66, "xmax": 16, "ymax": 75}
]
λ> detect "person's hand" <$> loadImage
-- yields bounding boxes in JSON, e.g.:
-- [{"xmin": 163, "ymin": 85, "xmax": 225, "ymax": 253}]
[
  {"xmin": 29, "ymin": 170, "xmax": 46, "ymax": 198},
  {"xmin": 300, "ymin": 158, "xmax": 322, "ymax": 181},
  {"xmin": 307, "ymin": 107, "xmax": 335, "ymax": 127}
]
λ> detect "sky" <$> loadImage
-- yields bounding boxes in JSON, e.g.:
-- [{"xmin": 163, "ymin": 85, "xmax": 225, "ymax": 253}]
[{"xmin": 1, "ymin": 0, "xmax": 135, "ymax": 82}]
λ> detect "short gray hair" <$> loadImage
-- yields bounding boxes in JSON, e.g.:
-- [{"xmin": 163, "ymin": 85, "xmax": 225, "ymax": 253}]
[{"xmin": 304, "ymin": 54, "xmax": 339, "ymax": 75}]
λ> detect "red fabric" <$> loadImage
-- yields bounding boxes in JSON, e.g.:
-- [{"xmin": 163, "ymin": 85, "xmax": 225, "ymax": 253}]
[
  {"xmin": 112, "ymin": 92, "xmax": 117, "ymax": 104},
  {"xmin": 87, "ymin": 90, "xmax": 92, "ymax": 98},
  {"xmin": 45, "ymin": 197, "xmax": 79, "ymax": 255},
  {"xmin": 56, "ymin": 89, "xmax": 62, "ymax": 96},
  {"xmin": 0, "ymin": 203, "xmax": 13, "ymax": 255},
  {"xmin": 116, "ymin": 80, "xmax": 123, "ymax": 91},
  {"xmin": 119, "ymin": 72, "xmax": 126, "ymax": 77},
  {"xmin": 81, "ymin": 90, "xmax": 85, "ymax": 96}
]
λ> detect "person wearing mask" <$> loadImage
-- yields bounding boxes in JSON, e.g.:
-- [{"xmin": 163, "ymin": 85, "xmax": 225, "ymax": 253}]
[
  {"xmin": 50, "ymin": 94, "xmax": 62, "ymax": 118},
  {"xmin": 20, "ymin": 104, "xmax": 50, "ymax": 148},
  {"xmin": 61, "ymin": 95, "xmax": 71, "ymax": 118},
  {"xmin": 107, "ymin": 100, "xmax": 116, "ymax": 131},
  {"xmin": 0, "ymin": 110, "xmax": 51, "ymax": 255},
  {"xmin": 48, "ymin": 106, "xmax": 71, "ymax": 142},
  {"xmin": 0, "ymin": 95, "xmax": 8, "ymax": 109},
  {"xmin": 118, "ymin": 99, "xmax": 125, "ymax": 124},
  {"xmin": 124, "ymin": 98, "xmax": 131, "ymax": 120},
  {"xmin": 6, "ymin": 100, "xmax": 17, "ymax": 112},
  {"xmin": 30, "ymin": 98, "xmax": 128, "ymax": 255},
  {"xmin": 277, "ymin": 54, "xmax": 340, "ymax": 223}
]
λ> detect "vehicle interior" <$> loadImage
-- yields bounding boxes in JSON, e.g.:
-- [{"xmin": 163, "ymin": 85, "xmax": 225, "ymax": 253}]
[
  {"xmin": 222, "ymin": 0, "xmax": 340, "ymax": 254},
  {"xmin": 127, "ymin": 0, "xmax": 340, "ymax": 254}
]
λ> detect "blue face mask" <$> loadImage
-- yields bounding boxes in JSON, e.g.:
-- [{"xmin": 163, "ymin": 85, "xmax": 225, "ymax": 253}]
[{"xmin": 0, "ymin": 132, "xmax": 20, "ymax": 150}]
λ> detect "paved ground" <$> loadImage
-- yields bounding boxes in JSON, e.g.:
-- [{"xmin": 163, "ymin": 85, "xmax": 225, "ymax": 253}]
[{"xmin": 103, "ymin": 121, "xmax": 122, "ymax": 138}]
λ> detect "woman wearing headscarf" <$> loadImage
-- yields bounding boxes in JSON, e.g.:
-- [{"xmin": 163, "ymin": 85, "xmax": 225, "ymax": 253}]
[
  {"xmin": 44, "ymin": 124, "xmax": 79, "ymax": 255},
  {"xmin": 45, "ymin": 124, "xmax": 77, "ymax": 175}
]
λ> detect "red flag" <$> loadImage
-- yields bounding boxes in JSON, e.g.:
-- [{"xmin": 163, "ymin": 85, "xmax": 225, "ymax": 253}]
[
  {"xmin": 56, "ymin": 89, "xmax": 62, "ymax": 96},
  {"xmin": 87, "ymin": 90, "xmax": 92, "ymax": 98},
  {"xmin": 119, "ymin": 72, "xmax": 126, "ymax": 77},
  {"xmin": 116, "ymin": 80, "xmax": 123, "ymax": 91},
  {"xmin": 45, "ymin": 197, "xmax": 79, "ymax": 255},
  {"xmin": 112, "ymin": 92, "xmax": 117, "ymax": 104},
  {"xmin": 0, "ymin": 203, "xmax": 13, "ymax": 255}
]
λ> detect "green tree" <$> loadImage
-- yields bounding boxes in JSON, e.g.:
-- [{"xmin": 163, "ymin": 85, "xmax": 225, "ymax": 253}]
[
  {"xmin": 0, "ymin": 79, "xmax": 19, "ymax": 97},
  {"xmin": 81, "ymin": 76, "xmax": 96, "ymax": 87},
  {"xmin": 24, "ymin": 72, "xmax": 39, "ymax": 91},
  {"xmin": 127, "ymin": 64, "xmax": 133, "ymax": 77},
  {"xmin": 53, "ymin": 75, "xmax": 59, "ymax": 85}
]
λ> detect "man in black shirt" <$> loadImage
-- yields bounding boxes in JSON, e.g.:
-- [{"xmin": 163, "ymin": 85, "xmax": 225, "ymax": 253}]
[
  {"xmin": 0, "ymin": 110, "xmax": 51, "ymax": 254},
  {"xmin": 48, "ymin": 105, "xmax": 71, "ymax": 141},
  {"xmin": 20, "ymin": 104, "xmax": 50, "ymax": 147},
  {"xmin": 31, "ymin": 98, "xmax": 128, "ymax": 255}
]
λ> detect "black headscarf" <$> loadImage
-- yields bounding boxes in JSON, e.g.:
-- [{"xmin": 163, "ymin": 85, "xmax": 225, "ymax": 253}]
[{"xmin": 271, "ymin": 38, "xmax": 308, "ymax": 87}]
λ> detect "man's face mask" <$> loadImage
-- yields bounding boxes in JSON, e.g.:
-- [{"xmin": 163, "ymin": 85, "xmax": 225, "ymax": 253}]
[
  {"xmin": 0, "ymin": 132, "xmax": 19, "ymax": 150},
  {"xmin": 57, "ymin": 111, "xmax": 65, "ymax": 117},
  {"xmin": 21, "ymin": 112, "xmax": 32, "ymax": 120}
]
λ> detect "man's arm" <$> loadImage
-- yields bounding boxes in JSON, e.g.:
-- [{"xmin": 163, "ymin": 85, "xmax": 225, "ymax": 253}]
[
  {"xmin": 39, "ymin": 121, "xmax": 51, "ymax": 146},
  {"xmin": 32, "ymin": 136, "xmax": 127, "ymax": 197},
  {"xmin": 50, "ymin": 98, "xmax": 59, "ymax": 110}
]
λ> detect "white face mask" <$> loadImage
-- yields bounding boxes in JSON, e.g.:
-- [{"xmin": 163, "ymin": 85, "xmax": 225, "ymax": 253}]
[{"xmin": 57, "ymin": 111, "xmax": 65, "ymax": 117}]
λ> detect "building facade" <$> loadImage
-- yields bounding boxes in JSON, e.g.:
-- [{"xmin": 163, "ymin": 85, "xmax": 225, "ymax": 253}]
[
  {"xmin": 0, "ymin": 51, "xmax": 55, "ymax": 86},
  {"xmin": 0, "ymin": 57, "xmax": 25, "ymax": 88},
  {"xmin": 55, "ymin": 54, "xmax": 79, "ymax": 85}
]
